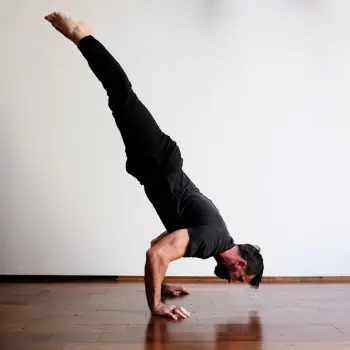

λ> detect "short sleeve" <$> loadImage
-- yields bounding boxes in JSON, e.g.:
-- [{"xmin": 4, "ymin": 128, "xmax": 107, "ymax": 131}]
[{"xmin": 184, "ymin": 225, "xmax": 235, "ymax": 259}]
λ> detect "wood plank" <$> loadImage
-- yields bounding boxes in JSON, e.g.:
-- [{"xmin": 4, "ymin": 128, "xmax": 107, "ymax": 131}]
[{"xmin": 0, "ymin": 282, "xmax": 349, "ymax": 350}]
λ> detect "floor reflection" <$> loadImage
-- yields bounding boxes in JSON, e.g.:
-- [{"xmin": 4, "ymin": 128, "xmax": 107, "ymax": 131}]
[{"xmin": 144, "ymin": 311, "xmax": 263, "ymax": 350}]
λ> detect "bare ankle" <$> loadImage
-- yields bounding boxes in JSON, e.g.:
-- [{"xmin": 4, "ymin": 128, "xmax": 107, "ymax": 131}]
[{"xmin": 72, "ymin": 33, "xmax": 89, "ymax": 45}]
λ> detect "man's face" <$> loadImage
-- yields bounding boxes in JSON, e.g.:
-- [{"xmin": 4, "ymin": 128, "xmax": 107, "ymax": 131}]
[{"xmin": 228, "ymin": 263, "xmax": 256, "ymax": 283}]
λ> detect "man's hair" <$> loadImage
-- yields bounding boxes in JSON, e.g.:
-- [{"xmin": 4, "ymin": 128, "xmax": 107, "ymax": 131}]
[{"xmin": 214, "ymin": 244, "xmax": 264, "ymax": 289}]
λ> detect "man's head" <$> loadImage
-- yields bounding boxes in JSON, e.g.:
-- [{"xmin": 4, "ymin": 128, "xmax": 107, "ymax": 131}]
[{"xmin": 214, "ymin": 244, "xmax": 264, "ymax": 289}]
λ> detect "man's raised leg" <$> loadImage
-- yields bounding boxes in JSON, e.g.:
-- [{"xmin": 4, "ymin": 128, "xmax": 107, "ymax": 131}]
[{"xmin": 45, "ymin": 12, "xmax": 181, "ymax": 184}]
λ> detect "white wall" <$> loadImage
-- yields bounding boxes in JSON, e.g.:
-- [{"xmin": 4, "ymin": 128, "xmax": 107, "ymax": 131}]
[{"xmin": 1, "ymin": 0, "xmax": 350, "ymax": 276}]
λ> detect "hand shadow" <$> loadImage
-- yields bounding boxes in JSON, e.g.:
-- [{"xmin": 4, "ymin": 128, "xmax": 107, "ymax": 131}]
[{"xmin": 160, "ymin": 293, "xmax": 189, "ymax": 301}]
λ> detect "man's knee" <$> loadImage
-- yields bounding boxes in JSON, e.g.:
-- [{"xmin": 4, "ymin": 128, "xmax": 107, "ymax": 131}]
[{"xmin": 125, "ymin": 137, "xmax": 183, "ymax": 184}]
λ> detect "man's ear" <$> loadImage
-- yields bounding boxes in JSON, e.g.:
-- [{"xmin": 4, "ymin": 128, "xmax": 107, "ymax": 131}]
[{"xmin": 236, "ymin": 258, "xmax": 247, "ymax": 269}]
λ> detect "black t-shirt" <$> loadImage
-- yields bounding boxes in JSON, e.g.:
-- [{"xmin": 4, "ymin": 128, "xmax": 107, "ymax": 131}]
[
  {"xmin": 125, "ymin": 131, "xmax": 235, "ymax": 260},
  {"xmin": 143, "ymin": 169, "xmax": 235, "ymax": 259}
]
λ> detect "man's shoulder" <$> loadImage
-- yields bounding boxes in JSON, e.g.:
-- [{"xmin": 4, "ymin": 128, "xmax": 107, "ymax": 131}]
[{"xmin": 184, "ymin": 223, "xmax": 234, "ymax": 259}]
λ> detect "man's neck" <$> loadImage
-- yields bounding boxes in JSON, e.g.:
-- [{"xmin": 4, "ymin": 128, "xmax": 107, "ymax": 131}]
[{"xmin": 215, "ymin": 246, "xmax": 237, "ymax": 264}]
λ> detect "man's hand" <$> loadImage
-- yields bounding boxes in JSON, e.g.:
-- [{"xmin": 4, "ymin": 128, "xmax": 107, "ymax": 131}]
[
  {"xmin": 152, "ymin": 302, "xmax": 190, "ymax": 320},
  {"xmin": 161, "ymin": 284, "xmax": 189, "ymax": 297}
]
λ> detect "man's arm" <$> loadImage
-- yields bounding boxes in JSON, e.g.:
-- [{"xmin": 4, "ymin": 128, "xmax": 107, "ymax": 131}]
[
  {"xmin": 150, "ymin": 231, "xmax": 168, "ymax": 247},
  {"xmin": 150, "ymin": 231, "xmax": 169, "ymax": 290},
  {"xmin": 150, "ymin": 231, "xmax": 189, "ymax": 296},
  {"xmin": 144, "ymin": 228, "xmax": 190, "ymax": 319}
]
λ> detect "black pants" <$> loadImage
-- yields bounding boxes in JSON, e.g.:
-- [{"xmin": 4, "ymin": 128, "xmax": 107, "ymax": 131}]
[{"xmin": 78, "ymin": 36, "xmax": 183, "ymax": 185}]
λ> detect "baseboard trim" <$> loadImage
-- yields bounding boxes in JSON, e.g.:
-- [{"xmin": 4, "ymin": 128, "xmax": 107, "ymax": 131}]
[
  {"xmin": 0, "ymin": 275, "xmax": 118, "ymax": 283},
  {"xmin": 116, "ymin": 276, "xmax": 350, "ymax": 283},
  {"xmin": 1, "ymin": 275, "xmax": 350, "ymax": 283}
]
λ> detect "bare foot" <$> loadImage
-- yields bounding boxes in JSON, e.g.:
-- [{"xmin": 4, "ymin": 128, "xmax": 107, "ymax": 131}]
[{"xmin": 44, "ymin": 12, "xmax": 92, "ymax": 45}]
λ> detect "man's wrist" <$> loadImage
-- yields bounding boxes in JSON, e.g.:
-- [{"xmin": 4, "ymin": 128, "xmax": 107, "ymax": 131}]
[{"xmin": 151, "ymin": 300, "xmax": 163, "ymax": 312}]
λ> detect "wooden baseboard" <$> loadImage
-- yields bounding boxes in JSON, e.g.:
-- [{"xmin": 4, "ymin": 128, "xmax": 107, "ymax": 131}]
[
  {"xmin": 0, "ymin": 275, "xmax": 118, "ymax": 283},
  {"xmin": 116, "ymin": 276, "xmax": 350, "ymax": 283},
  {"xmin": 1, "ymin": 275, "xmax": 350, "ymax": 283}
]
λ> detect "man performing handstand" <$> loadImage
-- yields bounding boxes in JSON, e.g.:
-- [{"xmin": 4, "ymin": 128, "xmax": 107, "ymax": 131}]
[{"xmin": 45, "ymin": 12, "xmax": 264, "ymax": 320}]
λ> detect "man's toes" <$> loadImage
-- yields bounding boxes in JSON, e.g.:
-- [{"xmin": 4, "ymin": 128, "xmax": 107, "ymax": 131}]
[
  {"xmin": 55, "ymin": 11, "xmax": 70, "ymax": 21},
  {"xmin": 45, "ymin": 13, "xmax": 55, "ymax": 22},
  {"xmin": 45, "ymin": 12, "xmax": 62, "ymax": 24},
  {"xmin": 45, "ymin": 11, "xmax": 68, "ymax": 23}
]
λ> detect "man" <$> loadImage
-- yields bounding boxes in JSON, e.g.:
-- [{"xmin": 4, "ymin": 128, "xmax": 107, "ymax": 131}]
[{"xmin": 45, "ymin": 12, "xmax": 264, "ymax": 320}]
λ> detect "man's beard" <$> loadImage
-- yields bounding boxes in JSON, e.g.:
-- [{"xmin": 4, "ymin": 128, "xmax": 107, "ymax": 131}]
[{"xmin": 214, "ymin": 263, "xmax": 230, "ymax": 280}]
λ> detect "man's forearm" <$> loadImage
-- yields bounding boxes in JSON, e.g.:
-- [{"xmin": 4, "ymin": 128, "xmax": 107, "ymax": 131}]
[{"xmin": 144, "ymin": 252, "xmax": 169, "ymax": 311}]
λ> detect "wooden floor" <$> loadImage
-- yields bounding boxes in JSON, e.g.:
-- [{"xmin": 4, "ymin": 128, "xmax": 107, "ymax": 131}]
[{"xmin": 1, "ymin": 282, "xmax": 350, "ymax": 349}]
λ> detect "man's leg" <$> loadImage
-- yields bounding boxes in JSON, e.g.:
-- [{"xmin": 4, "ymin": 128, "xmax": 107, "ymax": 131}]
[
  {"xmin": 76, "ymin": 36, "xmax": 167, "ymax": 158},
  {"xmin": 45, "ymin": 12, "xmax": 182, "ymax": 184}
]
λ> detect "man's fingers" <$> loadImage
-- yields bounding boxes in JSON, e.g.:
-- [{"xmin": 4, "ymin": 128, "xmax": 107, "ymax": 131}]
[
  {"xmin": 175, "ymin": 286, "xmax": 189, "ymax": 295},
  {"xmin": 173, "ymin": 308, "xmax": 188, "ymax": 318},
  {"xmin": 166, "ymin": 311, "xmax": 178, "ymax": 320},
  {"xmin": 172, "ymin": 306, "xmax": 190, "ymax": 318},
  {"xmin": 172, "ymin": 288, "xmax": 188, "ymax": 296},
  {"xmin": 152, "ymin": 302, "xmax": 190, "ymax": 320},
  {"xmin": 179, "ymin": 306, "xmax": 190, "ymax": 317}
]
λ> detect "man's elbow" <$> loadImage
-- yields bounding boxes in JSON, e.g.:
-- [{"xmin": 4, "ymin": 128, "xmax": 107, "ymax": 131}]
[{"xmin": 146, "ymin": 247, "xmax": 168, "ymax": 265}]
